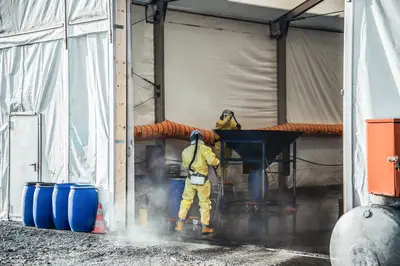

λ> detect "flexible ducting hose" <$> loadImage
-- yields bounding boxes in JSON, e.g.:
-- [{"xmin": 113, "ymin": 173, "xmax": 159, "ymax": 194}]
[
  {"xmin": 133, "ymin": 120, "xmax": 343, "ymax": 144},
  {"xmin": 261, "ymin": 123, "xmax": 343, "ymax": 136}
]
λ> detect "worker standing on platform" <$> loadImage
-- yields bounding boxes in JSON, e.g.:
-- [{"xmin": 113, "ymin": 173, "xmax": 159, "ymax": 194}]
[
  {"xmin": 175, "ymin": 130, "xmax": 220, "ymax": 235},
  {"xmin": 214, "ymin": 109, "xmax": 241, "ymax": 177}
]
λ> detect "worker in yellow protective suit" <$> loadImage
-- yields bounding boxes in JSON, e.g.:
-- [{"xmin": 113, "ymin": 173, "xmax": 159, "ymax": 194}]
[
  {"xmin": 214, "ymin": 110, "xmax": 241, "ymax": 177},
  {"xmin": 175, "ymin": 130, "xmax": 220, "ymax": 235}
]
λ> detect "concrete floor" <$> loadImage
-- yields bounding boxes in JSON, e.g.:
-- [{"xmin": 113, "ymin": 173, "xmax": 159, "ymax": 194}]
[{"xmin": 142, "ymin": 184, "xmax": 341, "ymax": 255}]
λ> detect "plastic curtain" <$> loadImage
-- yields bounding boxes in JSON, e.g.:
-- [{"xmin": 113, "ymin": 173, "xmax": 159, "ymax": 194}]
[
  {"xmin": 286, "ymin": 28, "xmax": 344, "ymax": 187},
  {"xmin": 351, "ymin": 0, "xmax": 400, "ymax": 205},
  {"xmin": 0, "ymin": 0, "xmax": 111, "ymax": 217}
]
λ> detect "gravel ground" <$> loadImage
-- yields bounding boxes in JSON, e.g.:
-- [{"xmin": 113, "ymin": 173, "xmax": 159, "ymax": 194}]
[{"xmin": 0, "ymin": 221, "xmax": 331, "ymax": 266}]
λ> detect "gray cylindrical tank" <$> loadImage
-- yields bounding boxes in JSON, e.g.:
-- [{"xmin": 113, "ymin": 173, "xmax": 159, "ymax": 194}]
[{"xmin": 330, "ymin": 205, "xmax": 400, "ymax": 265}]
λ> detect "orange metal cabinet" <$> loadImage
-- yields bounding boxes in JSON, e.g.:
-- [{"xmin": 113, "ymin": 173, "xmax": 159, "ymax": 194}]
[{"xmin": 367, "ymin": 119, "xmax": 400, "ymax": 197}]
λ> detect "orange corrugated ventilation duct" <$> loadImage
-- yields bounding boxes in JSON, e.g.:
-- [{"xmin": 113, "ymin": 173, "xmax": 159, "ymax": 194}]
[{"xmin": 134, "ymin": 120, "xmax": 343, "ymax": 145}]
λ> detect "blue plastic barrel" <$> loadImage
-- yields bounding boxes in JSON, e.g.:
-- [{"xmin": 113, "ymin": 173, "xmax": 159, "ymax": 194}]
[
  {"xmin": 68, "ymin": 185, "xmax": 98, "ymax": 232},
  {"xmin": 248, "ymin": 170, "xmax": 268, "ymax": 202},
  {"xmin": 52, "ymin": 183, "xmax": 76, "ymax": 230},
  {"xmin": 33, "ymin": 183, "xmax": 56, "ymax": 229},
  {"xmin": 21, "ymin": 182, "xmax": 43, "ymax": 226},
  {"xmin": 168, "ymin": 177, "xmax": 186, "ymax": 218}
]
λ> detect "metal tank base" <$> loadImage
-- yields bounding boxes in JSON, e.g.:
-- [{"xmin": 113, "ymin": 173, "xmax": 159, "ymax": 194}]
[{"xmin": 330, "ymin": 204, "xmax": 400, "ymax": 265}]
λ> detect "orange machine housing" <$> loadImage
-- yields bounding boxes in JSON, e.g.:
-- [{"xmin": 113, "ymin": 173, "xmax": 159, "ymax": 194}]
[{"xmin": 367, "ymin": 119, "xmax": 400, "ymax": 197}]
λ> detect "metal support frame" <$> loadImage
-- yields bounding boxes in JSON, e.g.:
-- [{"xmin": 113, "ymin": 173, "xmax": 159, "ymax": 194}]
[
  {"xmin": 220, "ymin": 139, "xmax": 267, "ymax": 200},
  {"xmin": 269, "ymin": 0, "xmax": 325, "ymax": 39},
  {"xmin": 218, "ymin": 138, "xmax": 298, "ymax": 234},
  {"xmin": 131, "ymin": 0, "xmax": 178, "ymax": 24}
]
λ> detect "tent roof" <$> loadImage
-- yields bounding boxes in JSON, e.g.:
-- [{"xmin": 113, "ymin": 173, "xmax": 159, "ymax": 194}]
[{"xmin": 168, "ymin": 0, "xmax": 343, "ymax": 32}]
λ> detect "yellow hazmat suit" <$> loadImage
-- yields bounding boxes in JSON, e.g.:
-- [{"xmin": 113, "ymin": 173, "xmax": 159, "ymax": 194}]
[
  {"xmin": 177, "ymin": 140, "xmax": 220, "ymax": 227},
  {"xmin": 214, "ymin": 114, "xmax": 241, "ymax": 177}
]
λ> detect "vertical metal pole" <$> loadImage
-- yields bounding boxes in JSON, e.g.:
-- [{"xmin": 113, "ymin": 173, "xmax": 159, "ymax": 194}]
[
  {"xmin": 63, "ymin": 0, "xmax": 68, "ymax": 49},
  {"xmin": 154, "ymin": 0, "xmax": 165, "ymax": 123},
  {"xmin": 262, "ymin": 141, "xmax": 269, "ymax": 236},
  {"xmin": 7, "ymin": 116, "xmax": 11, "ymax": 220},
  {"xmin": 292, "ymin": 141, "xmax": 297, "ymax": 206},
  {"xmin": 38, "ymin": 114, "xmax": 43, "ymax": 182},
  {"xmin": 108, "ymin": 0, "xmax": 116, "ymax": 230},
  {"xmin": 277, "ymin": 36, "xmax": 289, "ymax": 190},
  {"xmin": 63, "ymin": 0, "xmax": 70, "ymax": 183},
  {"xmin": 261, "ymin": 142, "xmax": 266, "ymax": 201},
  {"xmin": 126, "ymin": 0, "xmax": 135, "ymax": 228},
  {"xmin": 219, "ymin": 139, "xmax": 225, "ymax": 229},
  {"xmin": 292, "ymin": 141, "xmax": 297, "ymax": 234},
  {"xmin": 343, "ymin": 0, "xmax": 355, "ymax": 212},
  {"xmin": 220, "ymin": 140, "xmax": 225, "ymax": 197}
]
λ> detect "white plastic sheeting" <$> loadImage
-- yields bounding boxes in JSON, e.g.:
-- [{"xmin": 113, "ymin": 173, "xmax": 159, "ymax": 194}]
[
  {"xmin": 348, "ymin": 0, "xmax": 400, "ymax": 206},
  {"xmin": 0, "ymin": 0, "xmax": 63, "ymax": 35},
  {"xmin": 0, "ymin": 0, "xmax": 111, "ymax": 217},
  {"xmin": 68, "ymin": 0, "xmax": 108, "ymax": 23},
  {"xmin": 287, "ymin": 28, "xmax": 343, "ymax": 187},
  {"xmin": 69, "ymin": 33, "xmax": 110, "ymax": 185},
  {"xmin": 165, "ymin": 11, "xmax": 277, "ymax": 129},
  {"xmin": 287, "ymin": 28, "xmax": 343, "ymax": 124}
]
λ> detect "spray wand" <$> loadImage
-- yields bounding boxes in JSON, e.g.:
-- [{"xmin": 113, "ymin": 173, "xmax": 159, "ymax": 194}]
[{"xmin": 211, "ymin": 165, "xmax": 224, "ymax": 222}]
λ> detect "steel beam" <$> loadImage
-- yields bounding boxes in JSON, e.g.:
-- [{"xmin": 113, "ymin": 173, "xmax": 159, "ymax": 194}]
[
  {"xmin": 271, "ymin": 0, "xmax": 325, "ymax": 190},
  {"xmin": 270, "ymin": 0, "xmax": 325, "ymax": 39},
  {"xmin": 277, "ymin": 35, "xmax": 290, "ymax": 189},
  {"xmin": 154, "ymin": 0, "xmax": 166, "ymax": 123}
]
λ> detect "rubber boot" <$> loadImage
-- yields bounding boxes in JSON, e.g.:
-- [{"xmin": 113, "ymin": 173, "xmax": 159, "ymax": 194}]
[
  {"xmin": 175, "ymin": 219, "xmax": 184, "ymax": 232},
  {"xmin": 202, "ymin": 225, "xmax": 214, "ymax": 235}
]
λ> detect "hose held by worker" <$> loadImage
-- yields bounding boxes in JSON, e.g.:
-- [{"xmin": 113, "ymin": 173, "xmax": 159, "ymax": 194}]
[
  {"xmin": 175, "ymin": 130, "xmax": 220, "ymax": 235},
  {"xmin": 214, "ymin": 109, "xmax": 241, "ymax": 177}
]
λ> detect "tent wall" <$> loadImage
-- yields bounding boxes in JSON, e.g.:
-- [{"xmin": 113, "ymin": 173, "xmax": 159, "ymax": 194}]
[
  {"xmin": 0, "ymin": 0, "xmax": 112, "ymax": 218},
  {"xmin": 345, "ymin": 0, "xmax": 400, "ymax": 208},
  {"xmin": 286, "ymin": 28, "xmax": 343, "ymax": 187}
]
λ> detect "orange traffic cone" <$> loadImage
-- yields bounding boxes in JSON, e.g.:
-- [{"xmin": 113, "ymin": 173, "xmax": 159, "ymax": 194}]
[{"xmin": 92, "ymin": 203, "xmax": 107, "ymax": 234}]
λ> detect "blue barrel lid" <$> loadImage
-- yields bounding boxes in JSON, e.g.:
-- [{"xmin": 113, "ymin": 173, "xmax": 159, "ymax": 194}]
[
  {"xmin": 73, "ymin": 183, "xmax": 93, "ymax": 186},
  {"xmin": 54, "ymin": 183, "xmax": 76, "ymax": 189},
  {"xmin": 36, "ymin": 182, "xmax": 56, "ymax": 187},
  {"xmin": 71, "ymin": 185, "xmax": 97, "ymax": 190},
  {"xmin": 25, "ymin": 181, "xmax": 43, "ymax": 186}
]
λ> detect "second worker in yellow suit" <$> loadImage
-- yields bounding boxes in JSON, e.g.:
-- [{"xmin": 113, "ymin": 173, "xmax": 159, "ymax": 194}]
[
  {"xmin": 175, "ymin": 130, "xmax": 220, "ymax": 235},
  {"xmin": 214, "ymin": 109, "xmax": 241, "ymax": 177}
]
